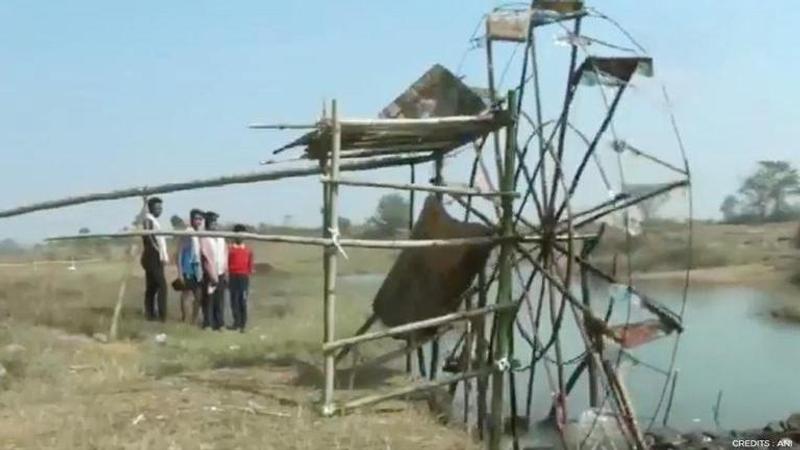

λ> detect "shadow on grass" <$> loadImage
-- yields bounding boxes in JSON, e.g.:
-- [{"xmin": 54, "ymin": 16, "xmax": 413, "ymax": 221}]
[{"xmin": 266, "ymin": 355, "xmax": 403, "ymax": 390}]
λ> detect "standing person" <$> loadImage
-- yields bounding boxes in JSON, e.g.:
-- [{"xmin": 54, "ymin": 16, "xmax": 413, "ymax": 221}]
[
  {"xmin": 141, "ymin": 197, "xmax": 169, "ymax": 321},
  {"xmin": 227, "ymin": 224, "xmax": 254, "ymax": 332},
  {"xmin": 175, "ymin": 209, "xmax": 204, "ymax": 324},
  {"xmin": 201, "ymin": 211, "xmax": 228, "ymax": 331}
]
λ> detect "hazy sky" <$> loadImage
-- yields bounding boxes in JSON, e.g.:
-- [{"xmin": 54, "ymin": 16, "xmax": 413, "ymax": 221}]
[{"xmin": 1, "ymin": 1, "xmax": 798, "ymax": 243}]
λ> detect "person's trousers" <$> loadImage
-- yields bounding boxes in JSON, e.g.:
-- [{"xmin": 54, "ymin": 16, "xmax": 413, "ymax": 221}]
[
  {"xmin": 143, "ymin": 259, "xmax": 167, "ymax": 321},
  {"xmin": 229, "ymin": 275, "xmax": 249, "ymax": 330},
  {"xmin": 202, "ymin": 275, "xmax": 227, "ymax": 330}
]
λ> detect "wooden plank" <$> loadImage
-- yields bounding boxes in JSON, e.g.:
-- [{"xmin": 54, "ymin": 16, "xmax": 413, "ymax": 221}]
[{"xmin": 322, "ymin": 303, "xmax": 518, "ymax": 353}]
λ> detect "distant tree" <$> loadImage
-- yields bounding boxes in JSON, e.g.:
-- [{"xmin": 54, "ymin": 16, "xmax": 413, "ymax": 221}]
[
  {"xmin": 79, "ymin": 227, "xmax": 91, "ymax": 234},
  {"xmin": 738, "ymin": 160, "xmax": 800, "ymax": 221},
  {"xmin": 0, "ymin": 238, "xmax": 21, "ymax": 255},
  {"xmin": 170, "ymin": 214, "xmax": 187, "ymax": 230},
  {"xmin": 366, "ymin": 194, "xmax": 409, "ymax": 237},
  {"xmin": 719, "ymin": 195, "xmax": 740, "ymax": 222},
  {"xmin": 338, "ymin": 217, "xmax": 352, "ymax": 236}
]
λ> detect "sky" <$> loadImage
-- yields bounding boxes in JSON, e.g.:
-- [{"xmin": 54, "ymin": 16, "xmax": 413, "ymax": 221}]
[{"xmin": 1, "ymin": 1, "xmax": 798, "ymax": 243}]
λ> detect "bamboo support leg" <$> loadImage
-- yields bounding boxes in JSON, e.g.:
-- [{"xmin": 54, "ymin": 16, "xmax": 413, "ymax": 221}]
[
  {"xmin": 489, "ymin": 90, "xmax": 517, "ymax": 450},
  {"xmin": 321, "ymin": 100, "xmax": 342, "ymax": 416}
]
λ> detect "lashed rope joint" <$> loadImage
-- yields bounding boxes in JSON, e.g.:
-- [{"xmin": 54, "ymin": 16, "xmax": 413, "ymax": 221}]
[
  {"xmin": 327, "ymin": 227, "xmax": 349, "ymax": 260},
  {"xmin": 494, "ymin": 357, "xmax": 511, "ymax": 372}
]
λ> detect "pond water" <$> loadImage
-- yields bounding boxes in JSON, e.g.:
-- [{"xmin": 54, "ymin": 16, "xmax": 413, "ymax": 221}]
[{"xmin": 339, "ymin": 272, "xmax": 800, "ymax": 439}]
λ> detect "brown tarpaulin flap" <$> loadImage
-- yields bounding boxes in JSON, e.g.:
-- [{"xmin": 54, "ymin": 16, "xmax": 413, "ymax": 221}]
[
  {"xmin": 577, "ymin": 56, "xmax": 654, "ymax": 85},
  {"xmin": 372, "ymin": 195, "xmax": 494, "ymax": 337},
  {"xmin": 379, "ymin": 64, "xmax": 487, "ymax": 119},
  {"xmin": 608, "ymin": 318, "xmax": 669, "ymax": 349}
]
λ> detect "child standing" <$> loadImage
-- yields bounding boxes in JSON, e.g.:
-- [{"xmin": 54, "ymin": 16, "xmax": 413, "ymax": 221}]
[{"xmin": 227, "ymin": 224, "xmax": 254, "ymax": 332}]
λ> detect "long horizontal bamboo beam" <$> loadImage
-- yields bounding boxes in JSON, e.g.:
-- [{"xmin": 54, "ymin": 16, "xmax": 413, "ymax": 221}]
[
  {"xmin": 350, "ymin": 325, "xmax": 453, "ymax": 371},
  {"xmin": 248, "ymin": 123, "xmax": 320, "ymax": 130},
  {"xmin": 0, "ymin": 153, "xmax": 437, "ymax": 220},
  {"xmin": 250, "ymin": 115, "xmax": 505, "ymax": 132},
  {"xmin": 321, "ymin": 176, "xmax": 520, "ymax": 198},
  {"xmin": 337, "ymin": 115, "xmax": 504, "ymax": 129},
  {"xmin": 334, "ymin": 366, "xmax": 494, "ymax": 414},
  {"xmin": 322, "ymin": 302, "xmax": 519, "ymax": 353},
  {"xmin": 45, "ymin": 229, "xmax": 555, "ymax": 249}
]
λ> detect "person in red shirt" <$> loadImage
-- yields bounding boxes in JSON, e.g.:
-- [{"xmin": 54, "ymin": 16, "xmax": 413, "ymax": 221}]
[{"xmin": 227, "ymin": 224, "xmax": 254, "ymax": 332}]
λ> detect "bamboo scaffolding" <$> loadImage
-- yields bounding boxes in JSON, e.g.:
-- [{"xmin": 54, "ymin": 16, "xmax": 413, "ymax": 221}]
[
  {"xmin": 322, "ymin": 302, "xmax": 518, "ymax": 353},
  {"xmin": 334, "ymin": 366, "xmax": 495, "ymax": 414},
  {"xmin": 320, "ymin": 176, "xmax": 519, "ymax": 198},
  {"xmin": 0, "ymin": 153, "xmax": 437, "ymax": 220}
]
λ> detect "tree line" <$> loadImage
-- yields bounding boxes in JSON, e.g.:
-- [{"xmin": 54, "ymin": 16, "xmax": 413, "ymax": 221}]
[{"xmin": 720, "ymin": 160, "xmax": 800, "ymax": 224}]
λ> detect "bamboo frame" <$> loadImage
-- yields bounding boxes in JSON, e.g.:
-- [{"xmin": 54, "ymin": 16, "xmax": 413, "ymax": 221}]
[{"xmin": 0, "ymin": 8, "xmax": 687, "ymax": 444}]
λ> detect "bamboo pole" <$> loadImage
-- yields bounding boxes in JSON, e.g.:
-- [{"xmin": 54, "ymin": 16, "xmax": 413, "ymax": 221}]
[
  {"xmin": 554, "ymin": 84, "xmax": 629, "ymax": 222},
  {"xmin": 428, "ymin": 153, "xmax": 445, "ymax": 381},
  {"xmin": 489, "ymin": 90, "xmax": 517, "ymax": 450},
  {"xmin": 320, "ymin": 176, "xmax": 519, "ymax": 198},
  {"xmin": 485, "ymin": 35, "xmax": 506, "ymax": 195},
  {"xmin": 322, "ymin": 302, "xmax": 517, "ymax": 353},
  {"xmin": 463, "ymin": 290, "xmax": 474, "ymax": 426},
  {"xmin": 662, "ymin": 368, "xmax": 680, "ymax": 427},
  {"xmin": 476, "ymin": 269, "xmax": 489, "ymax": 440},
  {"xmin": 354, "ymin": 326, "xmax": 451, "ymax": 371},
  {"xmin": 248, "ymin": 122, "xmax": 320, "ymax": 129},
  {"xmin": 0, "ymin": 153, "xmax": 438, "ymax": 220},
  {"xmin": 407, "ymin": 163, "xmax": 418, "ymax": 375},
  {"xmin": 569, "ymin": 179, "xmax": 689, "ymax": 230},
  {"xmin": 581, "ymin": 260, "xmax": 600, "ymax": 408},
  {"xmin": 321, "ymin": 99, "xmax": 342, "ymax": 417},
  {"xmin": 48, "ymin": 229, "xmax": 553, "ymax": 249},
  {"xmin": 109, "ymin": 197, "xmax": 148, "ymax": 341},
  {"xmin": 335, "ymin": 114, "xmax": 506, "ymax": 129},
  {"xmin": 335, "ymin": 366, "xmax": 495, "ymax": 414}
]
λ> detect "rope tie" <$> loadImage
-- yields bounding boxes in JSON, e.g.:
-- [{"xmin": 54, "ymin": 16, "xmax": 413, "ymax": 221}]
[{"xmin": 327, "ymin": 227, "xmax": 349, "ymax": 260}]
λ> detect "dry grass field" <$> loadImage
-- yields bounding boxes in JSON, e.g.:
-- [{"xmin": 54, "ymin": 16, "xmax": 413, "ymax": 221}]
[
  {"xmin": 0, "ymin": 244, "xmax": 479, "ymax": 450},
  {"xmin": 0, "ymin": 221, "xmax": 798, "ymax": 448}
]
